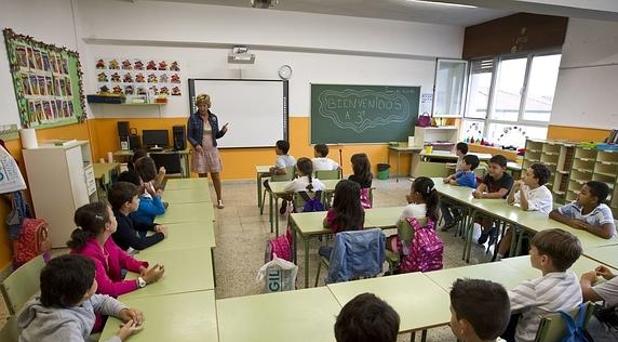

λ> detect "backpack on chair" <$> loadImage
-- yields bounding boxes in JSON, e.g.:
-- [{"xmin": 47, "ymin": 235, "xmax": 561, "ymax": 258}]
[
  {"xmin": 296, "ymin": 190, "xmax": 325, "ymax": 213},
  {"xmin": 395, "ymin": 217, "xmax": 443, "ymax": 273},
  {"xmin": 13, "ymin": 218, "xmax": 50, "ymax": 268}
]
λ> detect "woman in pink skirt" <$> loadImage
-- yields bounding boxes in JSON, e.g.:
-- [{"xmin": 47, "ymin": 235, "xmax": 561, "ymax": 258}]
[{"xmin": 187, "ymin": 94, "xmax": 229, "ymax": 208}]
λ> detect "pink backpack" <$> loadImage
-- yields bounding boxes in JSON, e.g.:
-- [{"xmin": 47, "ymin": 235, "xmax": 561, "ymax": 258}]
[
  {"xmin": 13, "ymin": 218, "xmax": 51, "ymax": 267},
  {"xmin": 360, "ymin": 188, "xmax": 372, "ymax": 209},
  {"xmin": 396, "ymin": 217, "xmax": 443, "ymax": 273},
  {"xmin": 265, "ymin": 229, "xmax": 293, "ymax": 262}
]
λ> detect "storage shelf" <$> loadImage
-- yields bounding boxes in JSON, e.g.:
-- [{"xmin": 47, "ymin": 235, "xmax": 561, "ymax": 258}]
[
  {"xmin": 572, "ymin": 168, "xmax": 592, "ymax": 173},
  {"xmin": 556, "ymin": 170, "xmax": 569, "ymax": 174},
  {"xmin": 594, "ymin": 171, "xmax": 617, "ymax": 178},
  {"xmin": 576, "ymin": 157, "xmax": 596, "ymax": 162}
]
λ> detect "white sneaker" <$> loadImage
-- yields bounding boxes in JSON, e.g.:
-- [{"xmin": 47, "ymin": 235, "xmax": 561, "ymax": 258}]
[{"xmin": 216, "ymin": 200, "xmax": 224, "ymax": 209}]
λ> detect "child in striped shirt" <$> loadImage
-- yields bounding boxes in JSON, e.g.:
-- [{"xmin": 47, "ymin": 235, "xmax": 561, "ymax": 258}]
[{"xmin": 504, "ymin": 229, "xmax": 583, "ymax": 342}]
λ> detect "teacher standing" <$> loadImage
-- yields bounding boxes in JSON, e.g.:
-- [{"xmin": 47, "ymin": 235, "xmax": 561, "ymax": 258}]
[{"xmin": 187, "ymin": 94, "xmax": 229, "ymax": 209}]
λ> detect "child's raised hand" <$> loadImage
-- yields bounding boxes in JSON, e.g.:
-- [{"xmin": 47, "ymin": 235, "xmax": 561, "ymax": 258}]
[
  {"xmin": 117, "ymin": 319, "xmax": 143, "ymax": 341},
  {"xmin": 158, "ymin": 166, "xmax": 166, "ymax": 175},
  {"xmin": 145, "ymin": 182, "xmax": 157, "ymax": 196},
  {"xmin": 595, "ymin": 265, "xmax": 615, "ymax": 280}
]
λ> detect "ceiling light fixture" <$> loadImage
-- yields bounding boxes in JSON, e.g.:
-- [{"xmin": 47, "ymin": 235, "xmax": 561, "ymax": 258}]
[{"xmin": 406, "ymin": 0, "xmax": 477, "ymax": 9}]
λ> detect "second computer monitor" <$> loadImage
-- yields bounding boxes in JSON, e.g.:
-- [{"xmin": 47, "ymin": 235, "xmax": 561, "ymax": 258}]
[{"xmin": 142, "ymin": 129, "xmax": 169, "ymax": 149}]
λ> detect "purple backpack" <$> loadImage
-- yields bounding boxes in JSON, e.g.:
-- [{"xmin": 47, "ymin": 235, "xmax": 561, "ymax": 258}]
[{"xmin": 398, "ymin": 217, "xmax": 443, "ymax": 273}]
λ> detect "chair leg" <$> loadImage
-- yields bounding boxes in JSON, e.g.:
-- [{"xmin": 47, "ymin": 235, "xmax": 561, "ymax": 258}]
[
  {"xmin": 260, "ymin": 187, "xmax": 268, "ymax": 215},
  {"xmin": 410, "ymin": 332, "xmax": 416, "ymax": 342},
  {"xmin": 314, "ymin": 260, "xmax": 322, "ymax": 287}
]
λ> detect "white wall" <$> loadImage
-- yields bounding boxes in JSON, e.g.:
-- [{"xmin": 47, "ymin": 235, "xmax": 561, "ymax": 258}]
[
  {"xmin": 0, "ymin": 0, "xmax": 79, "ymax": 126},
  {"xmin": 76, "ymin": 0, "xmax": 463, "ymax": 118},
  {"xmin": 551, "ymin": 18, "xmax": 618, "ymax": 128}
]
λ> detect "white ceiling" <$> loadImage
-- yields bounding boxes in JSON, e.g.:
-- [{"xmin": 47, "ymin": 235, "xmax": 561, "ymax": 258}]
[{"xmin": 138, "ymin": 0, "xmax": 511, "ymax": 26}]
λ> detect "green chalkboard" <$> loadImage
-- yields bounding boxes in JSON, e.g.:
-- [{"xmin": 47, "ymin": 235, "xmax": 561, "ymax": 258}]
[{"xmin": 311, "ymin": 84, "xmax": 420, "ymax": 144}]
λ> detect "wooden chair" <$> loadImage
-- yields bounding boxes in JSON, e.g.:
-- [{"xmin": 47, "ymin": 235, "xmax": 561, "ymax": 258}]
[
  {"xmin": 0, "ymin": 316, "xmax": 19, "ymax": 342},
  {"xmin": 0, "ymin": 255, "xmax": 46, "ymax": 315},
  {"xmin": 534, "ymin": 302, "xmax": 595, "ymax": 342}
]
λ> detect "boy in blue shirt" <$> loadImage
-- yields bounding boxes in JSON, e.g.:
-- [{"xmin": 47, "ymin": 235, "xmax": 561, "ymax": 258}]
[{"xmin": 441, "ymin": 154, "xmax": 480, "ymax": 230}]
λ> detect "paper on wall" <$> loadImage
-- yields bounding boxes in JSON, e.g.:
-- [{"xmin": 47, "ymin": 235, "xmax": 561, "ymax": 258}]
[{"xmin": 0, "ymin": 146, "xmax": 27, "ymax": 194}]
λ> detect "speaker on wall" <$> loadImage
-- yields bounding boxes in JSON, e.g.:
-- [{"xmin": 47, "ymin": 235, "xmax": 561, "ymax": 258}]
[
  {"xmin": 129, "ymin": 135, "xmax": 141, "ymax": 150},
  {"xmin": 173, "ymin": 125, "xmax": 186, "ymax": 150},
  {"xmin": 117, "ymin": 121, "xmax": 129, "ymax": 137}
]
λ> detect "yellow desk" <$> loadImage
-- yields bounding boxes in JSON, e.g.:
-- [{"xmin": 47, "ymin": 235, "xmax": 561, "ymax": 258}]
[
  {"xmin": 256, "ymin": 165, "xmax": 271, "ymax": 209},
  {"xmin": 502, "ymin": 255, "xmax": 618, "ymax": 279},
  {"xmin": 114, "ymin": 148, "xmax": 191, "ymax": 178},
  {"xmin": 152, "ymin": 221, "xmax": 216, "ymax": 250},
  {"xmin": 290, "ymin": 206, "xmax": 405, "ymax": 288},
  {"xmin": 217, "ymin": 287, "xmax": 341, "ymax": 342},
  {"xmin": 163, "ymin": 187, "xmax": 212, "ymax": 204},
  {"xmin": 125, "ymin": 247, "xmax": 214, "ymax": 299},
  {"xmin": 328, "ymin": 273, "xmax": 451, "ymax": 337},
  {"xmin": 583, "ymin": 244, "xmax": 618, "ymax": 269},
  {"xmin": 425, "ymin": 261, "xmax": 534, "ymax": 291},
  {"xmin": 100, "ymin": 290, "xmax": 217, "ymax": 342},
  {"xmin": 156, "ymin": 202, "xmax": 214, "ymax": 224},
  {"xmin": 387, "ymin": 145, "xmax": 422, "ymax": 181},
  {"xmin": 164, "ymin": 177, "xmax": 209, "ymax": 190}
]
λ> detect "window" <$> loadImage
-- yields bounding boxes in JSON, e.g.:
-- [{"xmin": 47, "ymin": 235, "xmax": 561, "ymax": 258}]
[{"xmin": 462, "ymin": 52, "xmax": 561, "ymax": 148}]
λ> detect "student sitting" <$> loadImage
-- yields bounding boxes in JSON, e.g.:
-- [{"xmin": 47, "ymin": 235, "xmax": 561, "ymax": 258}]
[
  {"xmin": 18, "ymin": 255, "xmax": 143, "ymax": 342},
  {"xmin": 504, "ymin": 228, "xmax": 583, "ymax": 342},
  {"xmin": 348, "ymin": 153, "xmax": 373, "ymax": 209},
  {"xmin": 68, "ymin": 202, "xmax": 164, "ymax": 302},
  {"xmin": 550, "ymin": 180, "xmax": 616, "ymax": 239},
  {"xmin": 454, "ymin": 141, "xmax": 469, "ymax": 172},
  {"xmin": 134, "ymin": 157, "xmax": 168, "ymax": 222},
  {"xmin": 324, "ymin": 180, "xmax": 365, "ymax": 234},
  {"xmin": 399, "ymin": 176, "xmax": 439, "ymax": 225},
  {"xmin": 334, "ymin": 293, "xmax": 400, "ymax": 342},
  {"xmin": 449, "ymin": 279, "xmax": 511, "ymax": 342},
  {"xmin": 109, "ymin": 181, "xmax": 167, "ymax": 251},
  {"xmin": 497, "ymin": 163, "xmax": 553, "ymax": 258},
  {"xmin": 117, "ymin": 171, "xmax": 166, "ymax": 227},
  {"xmin": 472, "ymin": 155, "xmax": 514, "ymax": 244},
  {"xmin": 265, "ymin": 140, "xmax": 296, "ymax": 214},
  {"xmin": 283, "ymin": 157, "xmax": 325, "ymax": 212},
  {"xmin": 441, "ymin": 154, "xmax": 480, "ymax": 230},
  {"xmin": 312, "ymin": 143, "xmax": 340, "ymax": 171},
  {"xmin": 580, "ymin": 265, "xmax": 618, "ymax": 340}
]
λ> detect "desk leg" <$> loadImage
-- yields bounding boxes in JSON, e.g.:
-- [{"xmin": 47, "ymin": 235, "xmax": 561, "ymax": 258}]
[
  {"xmin": 275, "ymin": 196, "xmax": 280, "ymax": 236},
  {"xmin": 509, "ymin": 225, "xmax": 519, "ymax": 257},
  {"xmin": 421, "ymin": 330, "xmax": 427, "ymax": 342},
  {"xmin": 211, "ymin": 247, "xmax": 217, "ymax": 288},
  {"xmin": 269, "ymin": 191, "xmax": 274, "ymax": 233},
  {"xmin": 397, "ymin": 151, "xmax": 401, "ymax": 182},
  {"xmin": 182, "ymin": 154, "xmax": 190, "ymax": 178},
  {"xmin": 464, "ymin": 210, "xmax": 477, "ymax": 263},
  {"xmin": 514, "ymin": 226, "xmax": 524, "ymax": 256},
  {"xmin": 304, "ymin": 237, "xmax": 310, "ymax": 288},
  {"xmin": 292, "ymin": 225, "xmax": 298, "ymax": 264},
  {"xmin": 257, "ymin": 174, "xmax": 262, "ymax": 209}
]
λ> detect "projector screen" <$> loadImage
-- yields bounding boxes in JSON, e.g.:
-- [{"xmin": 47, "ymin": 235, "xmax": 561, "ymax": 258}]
[{"xmin": 188, "ymin": 79, "xmax": 288, "ymax": 148}]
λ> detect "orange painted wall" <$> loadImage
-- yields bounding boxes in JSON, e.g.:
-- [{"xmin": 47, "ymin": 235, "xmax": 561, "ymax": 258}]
[
  {"xmin": 88, "ymin": 116, "xmax": 412, "ymax": 180},
  {"xmin": 0, "ymin": 122, "xmax": 91, "ymax": 270},
  {"xmin": 547, "ymin": 124, "xmax": 610, "ymax": 142}
]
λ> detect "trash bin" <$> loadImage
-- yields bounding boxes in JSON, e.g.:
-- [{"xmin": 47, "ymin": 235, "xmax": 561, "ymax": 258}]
[{"xmin": 377, "ymin": 163, "xmax": 390, "ymax": 180}]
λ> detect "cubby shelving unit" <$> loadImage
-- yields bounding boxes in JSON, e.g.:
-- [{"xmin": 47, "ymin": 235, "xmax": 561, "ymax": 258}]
[{"xmin": 523, "ymin": 139, "xmax": 576, "ymax": 204}]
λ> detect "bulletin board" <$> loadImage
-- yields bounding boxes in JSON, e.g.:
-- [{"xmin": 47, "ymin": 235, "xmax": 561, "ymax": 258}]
[{"xmin": 3, "ymin": 28, "xmax": 86, "ymax": 129}]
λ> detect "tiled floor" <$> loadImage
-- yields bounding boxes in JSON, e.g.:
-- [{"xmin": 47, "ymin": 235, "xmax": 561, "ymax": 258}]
[
  {"xmin": 0, "ymin": 177, "xmax": 493, "ymax": 341},
  {"xmin": 212, "ymin": 177, "xmax": 492, "ymax": 342}
]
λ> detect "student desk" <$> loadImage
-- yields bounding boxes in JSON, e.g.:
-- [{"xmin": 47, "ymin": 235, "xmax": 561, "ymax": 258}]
[
  {"xmin": 152, "ymin": 221, "xmax": 216, "ymax": 251},
  {"xmin": 583, "ymin": 244, "xmax": 618, "ymax": 269},
  {"xmin": 289, "ymin": 206, "xmax": 405, "ymax": 288},
  {"xmin": 155, "ymin": 202, "xmax": 214, "ymax": 225},
  {"xmin": 327, "ymin": 273, "xmax": 451, "ymax": 341},
  {"xmin": 125, "ymin": 247, "xmax": 215, "ymax": 299},
  {"xmin": 256, "ymin": 165, "xmax": 271, "ymax": 209},
  {"xmin": 164, "ymin": 177, "xmax": 209, "ymax": 190},
  {"xmin": 387, "ymin": 145, "xmax": 422, "ymax": 181},
  {"xmin": 100, "ymin": 290, "xmax": 218, "ymax": 342},
  {"xmin": 502, "ymin": 255, "xmax": 618, "ymax": 279},
  {"xmin": 163, "ymin": 187, "xmax": 212, "ymax": 204},
  {"xmin": 217, "ymin": 287, "xmax": 340, "ymax": 342},
  {"xmin": 432, "ymin": 180, "xmax": 615, "ymax": 262},
  {"xmin": 114, "ymin": 148, "xmax": 192, "ymax": 178},
  {"xmin": 268, "ymin": 179, "xmax": 341, "ymax": 235},
  {"xmin": 426, "ymin": 260, "xmax": 535, "ymax": 291}
]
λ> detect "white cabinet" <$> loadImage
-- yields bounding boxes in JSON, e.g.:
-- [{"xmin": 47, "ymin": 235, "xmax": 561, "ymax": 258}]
[
  {"xmin": 23, "ymin": 141, "xmax": 96, "ymax": 248},
  {"xmin": 413, "ymin": 126, "xmax": 459, "ymax": 151}
]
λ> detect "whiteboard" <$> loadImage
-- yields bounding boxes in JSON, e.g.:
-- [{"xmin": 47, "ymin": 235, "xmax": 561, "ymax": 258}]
[{"xmin": 189, "ymin": 79, "xmax": 288, "ymax": 148}]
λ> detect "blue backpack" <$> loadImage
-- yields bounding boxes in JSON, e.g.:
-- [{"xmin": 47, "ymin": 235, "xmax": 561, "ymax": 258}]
[
  {"xmin": 558, "ymin": 303, "xmax": 593, "ymax": 342},
  {"xmin": 298, "ymin": 191, "xmax": 324, "ymax": 213}
]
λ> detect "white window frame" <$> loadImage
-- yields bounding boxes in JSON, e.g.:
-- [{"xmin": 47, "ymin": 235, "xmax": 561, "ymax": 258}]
[{"xmin": 464, "ymin": 49, "xmax": 562, "ymax": 142}]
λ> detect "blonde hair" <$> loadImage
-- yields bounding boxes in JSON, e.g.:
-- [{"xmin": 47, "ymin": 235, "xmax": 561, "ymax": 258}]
[{"xmin": 196, "ymin": 94, "xmax": 211, "ymax": 106}]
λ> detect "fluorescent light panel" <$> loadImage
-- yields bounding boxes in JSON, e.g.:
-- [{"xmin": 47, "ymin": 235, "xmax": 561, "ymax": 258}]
[{"xmin": 406, "ymin": 0, "xmax": 477, "ymax": 9}]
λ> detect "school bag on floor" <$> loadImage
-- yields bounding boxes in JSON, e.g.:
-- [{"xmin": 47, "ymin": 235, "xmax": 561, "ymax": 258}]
[
  {"xmin": 394, "ymin": 217, "xmax": 443, "ymax": 273},
  {"xmin": 13, "ymin": 218, "xmax": 50, "ymax": 267},
  {"xmin": 256, "ymin": 254, "xmax": 298, "ymax": 292},
  {"xmin": 265, "ymin": 229, "xmax": 293, "ymax": 262}
]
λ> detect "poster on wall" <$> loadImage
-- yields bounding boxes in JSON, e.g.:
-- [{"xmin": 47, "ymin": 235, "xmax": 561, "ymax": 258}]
[
  {"xmin": 3, "ymin": 28, "xmax": 86, "ymax": 129},
  {"xmin": 94, "ymin": 57, "xmax": 182, "ymax": 97}
]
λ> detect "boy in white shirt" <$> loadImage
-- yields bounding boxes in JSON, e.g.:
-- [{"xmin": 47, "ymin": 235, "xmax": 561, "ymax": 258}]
[
  {"xmin": 312, "ymin": 144, "xmax": 340, "ymax": 171},
  {"xmin": 497, "ymin": 163, "xmax": 553, "ymax": 258},
  {"xmin": 270, "ymin": 140, "xmax": 296, "ymax": 175},
  {"xmin": 504, "ymin": 229, "xmax": 583, "ymax": 342}
]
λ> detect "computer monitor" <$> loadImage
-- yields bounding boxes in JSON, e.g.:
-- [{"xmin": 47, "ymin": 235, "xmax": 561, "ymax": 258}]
[{"xmin": 142, "ymin": 130, "xmax": 169, "ymax": 149}]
